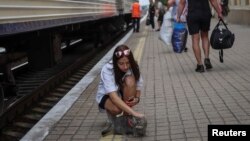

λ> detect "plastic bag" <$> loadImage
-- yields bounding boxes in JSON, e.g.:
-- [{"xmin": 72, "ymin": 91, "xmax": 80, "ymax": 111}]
[
  {"xmin": 171, "ymin": 22, "xmax": 188, "ymax": 53},
  {"xmin": 159, "ymin": 8, "xmax": 173, "ymax": 46}
]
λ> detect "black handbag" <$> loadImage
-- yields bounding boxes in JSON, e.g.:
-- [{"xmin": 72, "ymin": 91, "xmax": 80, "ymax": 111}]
[{"xmin": 210, "ymin": 19, "xmax": 235, "ymax": 62}]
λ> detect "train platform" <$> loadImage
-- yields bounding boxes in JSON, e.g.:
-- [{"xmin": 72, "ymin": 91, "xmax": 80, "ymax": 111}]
[{"xmin": 21, "ymin": 18, "xmax": 250, "ymax": 141}]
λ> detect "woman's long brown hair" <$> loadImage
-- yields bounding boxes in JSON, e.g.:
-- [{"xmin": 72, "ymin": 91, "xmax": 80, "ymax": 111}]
[{"xmin": 112, "ymin": 44, "xmax": 140, "ymax": 88}]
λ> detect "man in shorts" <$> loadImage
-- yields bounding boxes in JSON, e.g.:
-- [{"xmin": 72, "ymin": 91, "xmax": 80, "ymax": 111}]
[{"xmin": 177, "ymin": 0, "xmax": 222, "ymax": 72}]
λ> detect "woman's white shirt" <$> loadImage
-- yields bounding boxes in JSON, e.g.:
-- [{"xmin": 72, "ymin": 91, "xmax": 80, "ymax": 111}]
[{"xmin": 96, "ymin": 61, "xmax": 143, "ymax": 104}]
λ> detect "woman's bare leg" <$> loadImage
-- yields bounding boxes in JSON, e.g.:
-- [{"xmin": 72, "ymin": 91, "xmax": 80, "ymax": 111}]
[
  {"xmin": 122, "ymin": 75, "xmax": 137, "ymax": 102},
  {"xmin": 104, "ymin": 98, "xmax": 122, "ymax": 115}
]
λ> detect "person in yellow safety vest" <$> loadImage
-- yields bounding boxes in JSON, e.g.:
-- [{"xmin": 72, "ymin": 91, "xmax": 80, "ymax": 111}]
[{"xmin": 131, "ymin": 0, "xmax": 142, "ymax": 32}]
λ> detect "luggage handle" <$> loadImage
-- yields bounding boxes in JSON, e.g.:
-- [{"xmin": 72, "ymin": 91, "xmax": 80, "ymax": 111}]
[{"xmin": 215, "ymin": 18, "xmax": 229, "ymax": 30}]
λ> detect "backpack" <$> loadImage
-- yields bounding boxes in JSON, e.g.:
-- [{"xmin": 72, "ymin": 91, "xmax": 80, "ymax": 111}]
[
  {"xmin": 221, "ymin": 0, "xmax": 230, "ymax": 16},
  {"xmin": 221, "ymin": 0, "xmax": 229, "ymax": 7},
  {"xmin": 113, "ymin": 115, "xmax": 147, "ymax": 136},
  {"xmin": 210, "ymin": 19, "xmax": 235, "ymax": 63}
]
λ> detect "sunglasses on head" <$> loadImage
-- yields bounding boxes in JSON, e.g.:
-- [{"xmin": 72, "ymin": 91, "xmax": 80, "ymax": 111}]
[{"xmin": 115, "ymin": 49, "xmax": 130, "ymax": 58}]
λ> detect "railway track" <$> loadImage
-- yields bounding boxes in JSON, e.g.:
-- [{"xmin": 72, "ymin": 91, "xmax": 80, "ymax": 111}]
[{"xmin": 0, "ymin": 28, "xmax": 130, "ymax": 141}]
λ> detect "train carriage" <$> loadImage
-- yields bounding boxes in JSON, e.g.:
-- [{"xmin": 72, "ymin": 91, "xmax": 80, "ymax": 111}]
[
  {"xmin": 0, "ymin": 0, "xmax": 133, "ymax": 36},
  {"xmin": 0, "ymin": 0, "xmax": 134, "ymax": 70}
]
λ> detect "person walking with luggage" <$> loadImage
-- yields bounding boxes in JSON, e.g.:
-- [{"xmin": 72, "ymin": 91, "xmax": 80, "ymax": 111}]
[
  {"xmin": 131, "ymin": 0, "xmax": 141, "ymax": 32},
  {"xmin": 96, "ymin": 44, "xmax": 144, "ymax": 135},
  {"xmin": 168, "ymin": 0, "xmax": 188, "ymax": 52},
  {"xmin": 148, "ymin": 0, "xmax": 156, "ymax": 30},
  {"xmin": 177, "ymin": 0, "xmax": 222, "ymax": 72}
]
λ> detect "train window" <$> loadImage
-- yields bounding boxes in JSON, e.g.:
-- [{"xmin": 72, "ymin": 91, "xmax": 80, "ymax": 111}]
[{"xmin": 0, "ymin": 47, "xmax": 6, "ymax": 54}]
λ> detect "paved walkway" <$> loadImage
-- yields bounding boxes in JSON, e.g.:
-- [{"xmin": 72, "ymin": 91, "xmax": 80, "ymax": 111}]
[{"xmin": 22, "ymin": 18, "xmax": 250, "ymax": 141}]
